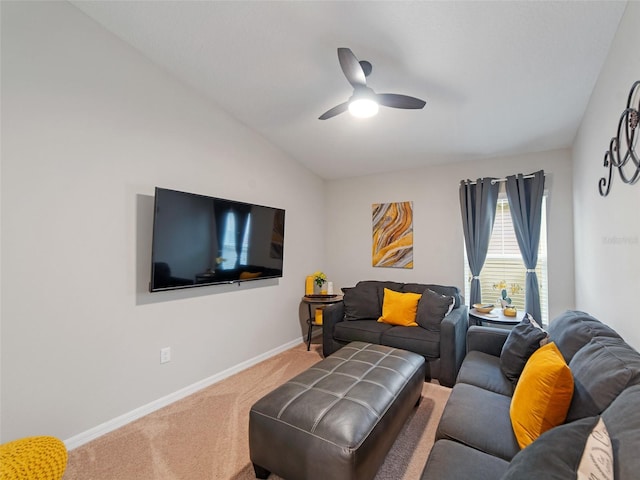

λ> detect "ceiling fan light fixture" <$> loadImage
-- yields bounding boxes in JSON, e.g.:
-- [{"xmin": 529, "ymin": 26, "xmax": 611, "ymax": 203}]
[
  {"xmin": 348, "ymin": 98, "xmax": 379, "ymax": 118},
  {"xmin": 318, "ymin": 48, "xmax": 425, "ymax": 120}
]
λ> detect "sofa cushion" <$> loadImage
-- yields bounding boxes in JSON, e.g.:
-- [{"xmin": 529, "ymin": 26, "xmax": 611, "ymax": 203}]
[
  {"xmin": 500, "ymin": 314, "xmax": 548, "ymax": 385},
  {"xmin": 369, "ymin": 280, "xmax": 404, "ymax": 305},
  {"xmin": 343, "ymin": 281, "xmax": 404, "ymax": 321},
  {"xmin": 436, "ymin": 383, "xmax": 520, "ymax": 461},
  {"xmin": 456, "ymin": 351, "xmax": 514, "ymax": 397},
  {"xmin": 403, "ymin": 283, "xmax": 462, "ymax": 308},
  {"xmin": 421, "ymin": 439, "xmax": 509, "ymax": 480},
  {"xmin": 381, "ymin": 326, "xmax": 440, "ymax": 358},
  {"xmin": 334, "ymin": 320, "xmax": 392, "ymax": 345},
  {"xmin": 547, "ymin": 310, "xmax": 620, "ymax": 364},
  {"xmin": 566, "ymin": 336, "xmax": 640, "ymax": 422},
  {"xmin": 501, "ymin": 415, "xmax": 601, "ymax": 480},
  {"xmin": 415, "ymin": 289, "xmax": 455, "ymax": 331},
  {"xmin": 601, "ymin": 384, "xmax": 640, "ymax": 479},
  {"xmin": 510, "ymin": 342, "xmax": 574, "ymax": 449},
  {"xmin": 377, "ymin": 288, "xmax": 421, "ymax": 327}
]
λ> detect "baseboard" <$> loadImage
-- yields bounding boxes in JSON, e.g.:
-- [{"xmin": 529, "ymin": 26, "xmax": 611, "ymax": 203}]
[{"xmin": 64, "ymin": 337, "xmax": 302, "ymax": 450}]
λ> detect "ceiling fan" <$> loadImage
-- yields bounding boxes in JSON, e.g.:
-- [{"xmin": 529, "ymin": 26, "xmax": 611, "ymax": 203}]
[{"xmin": 319, "ymin": 47, "xmax": 426, "ymax": 120}]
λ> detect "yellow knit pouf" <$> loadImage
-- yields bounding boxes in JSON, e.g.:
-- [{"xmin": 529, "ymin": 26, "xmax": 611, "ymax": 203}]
[{"xmin": 0, "ymin": 436, "xmax": 67, "ymax": 480}]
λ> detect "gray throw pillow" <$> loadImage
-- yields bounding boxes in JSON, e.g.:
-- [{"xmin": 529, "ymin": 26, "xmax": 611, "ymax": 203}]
[
  {"xmin": 500, "ymin": 314, "xmax": 549, "ymax": 385},
  {"xmin": 501, "ymin": 416, "xmax": 601, "ymax": 480},
  {"xmin": 415, "ymin": 289, "xmax": 454, "ymax": 331},
  {"xmin": 342, "ymin": 283, "xmax": 381, "ymax": 320}
]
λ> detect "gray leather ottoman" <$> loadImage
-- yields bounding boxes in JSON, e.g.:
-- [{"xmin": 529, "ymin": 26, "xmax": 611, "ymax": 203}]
[{"xmin": 249, "ymin": 341, "xmax": 426, "ymax": 480}]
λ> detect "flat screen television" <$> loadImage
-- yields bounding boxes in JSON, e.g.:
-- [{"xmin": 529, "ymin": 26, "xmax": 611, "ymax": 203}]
[{"xmin": 149, "ymin": 187, "xmax": 285, "ymax": 292}]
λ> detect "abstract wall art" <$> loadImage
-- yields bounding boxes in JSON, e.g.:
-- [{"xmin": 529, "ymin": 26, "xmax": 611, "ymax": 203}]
[{"xmin": 372, "ymin": 201, "xmax": 413, "ymax": 268}]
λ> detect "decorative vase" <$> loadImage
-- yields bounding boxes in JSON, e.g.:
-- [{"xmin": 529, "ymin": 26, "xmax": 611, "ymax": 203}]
[
  {"xmin": 305, "ymin": 276, "xmax": 314, "ymax": 296},
  {"xmin": 314, "ymin": 282, "xmax": 327, "ymax": 295}
]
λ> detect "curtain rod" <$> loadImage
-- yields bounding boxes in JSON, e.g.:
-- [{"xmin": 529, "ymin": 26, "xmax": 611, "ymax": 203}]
[{"xmin": 463, "ymin": 173, "xmax": 545, "ymax": 186}]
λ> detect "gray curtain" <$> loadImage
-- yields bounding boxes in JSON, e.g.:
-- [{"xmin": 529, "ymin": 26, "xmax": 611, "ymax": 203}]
[
  {"xmin": 460, "ymin": 178, "xmax": 500, "ymax": 306},
  {"xmin": 505, "ymin": 170, "xmax": 545, "ymax": 324}
]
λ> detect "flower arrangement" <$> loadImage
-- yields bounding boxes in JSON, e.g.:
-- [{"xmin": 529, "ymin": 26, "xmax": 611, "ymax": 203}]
[
  {"xmin": 313, "ymin": 271, "xmax": 327, "ymax": 288},
  {"xmin": 492, "ymin": 280, "xmax": 522, "ymax": 306}
]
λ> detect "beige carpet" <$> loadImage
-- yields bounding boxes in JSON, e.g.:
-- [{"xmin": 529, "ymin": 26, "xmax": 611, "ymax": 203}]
[{"xmin": 64, "ymin": 342, "xmax": 450, "ymax": 480}]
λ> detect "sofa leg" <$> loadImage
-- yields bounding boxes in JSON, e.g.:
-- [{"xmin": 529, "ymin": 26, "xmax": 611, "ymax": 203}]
[
  {"xmin": 415, "ymin": 395, "xmax": 422, "ymax": 407},
  {"xmin": 253, "ymin": 463, "xmax": 271, "ymax": 479}
]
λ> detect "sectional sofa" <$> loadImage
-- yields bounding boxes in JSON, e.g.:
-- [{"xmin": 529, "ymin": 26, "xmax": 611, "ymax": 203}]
[{"xmin": 421, "ymin": 310, "xmax": 640, "ymax": 479}]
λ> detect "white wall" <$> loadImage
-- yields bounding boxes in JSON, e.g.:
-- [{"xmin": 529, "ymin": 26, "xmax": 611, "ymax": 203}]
[
  {"xmin": 572, "ymin": 2, "xmax": 640, "ymax": 350},
  {"xmin": 325, "ymin": 149, "xmax": 575, "ymax": 323},
  {"xmin": 0, "ymin": 1, "xmax": 324, "ymax": 442}
]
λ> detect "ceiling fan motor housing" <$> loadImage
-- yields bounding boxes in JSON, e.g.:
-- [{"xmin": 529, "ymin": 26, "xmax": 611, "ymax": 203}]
[{"xmin": 350, "ymin": 86, "xmax": 376, "ymax": 102}]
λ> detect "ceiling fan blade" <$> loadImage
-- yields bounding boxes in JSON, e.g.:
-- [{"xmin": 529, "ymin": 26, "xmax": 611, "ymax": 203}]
[
  {"xmin": 337, "ymin": 48, "xmax": 366, "ymax": 88},
  {"xmin": 377, "ymin": 93, "xmax": 426, "ymax": 109},
  {"xmin": 318, "ymin": 101, "xmax": 349, "ymax": 120}
]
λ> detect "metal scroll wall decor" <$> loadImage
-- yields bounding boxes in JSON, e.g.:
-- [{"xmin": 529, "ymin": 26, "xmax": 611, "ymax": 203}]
[{"xmin": 599, "ymin": 80, "xmax": 640, "ymax": 196}]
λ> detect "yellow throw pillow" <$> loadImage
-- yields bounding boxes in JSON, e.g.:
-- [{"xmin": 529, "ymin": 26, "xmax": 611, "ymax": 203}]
[
  {"xmin": 239, "ymin": 271, "xmax": 261, "ymax": 279},
  {"xmin": 377, "ymin": 288, "xmax": 421, "ymax": 327},
  {"xmin": 510, "ymin": 341, "xmax": 574, "ymax": 449}
]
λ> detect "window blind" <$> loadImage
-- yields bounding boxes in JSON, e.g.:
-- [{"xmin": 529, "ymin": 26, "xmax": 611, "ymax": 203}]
[{"xmin": 464, "ymin": 196, "xmax": 549, "ymax": 325}]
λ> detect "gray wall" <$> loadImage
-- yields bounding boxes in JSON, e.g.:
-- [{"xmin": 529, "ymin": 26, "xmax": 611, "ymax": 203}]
[
  {"xmin": 1, "ymin": 1, "xmax": 324, "ymax": 443},
  {"xmin": 572, "ymin": 1, "xmax": 640, "ymax": 350}
]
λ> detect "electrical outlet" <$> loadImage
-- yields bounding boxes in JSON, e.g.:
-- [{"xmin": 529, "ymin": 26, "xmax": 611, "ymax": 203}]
[{"xmin": 160, "ymin": 347, "xmax": 171, "ymax": 364}]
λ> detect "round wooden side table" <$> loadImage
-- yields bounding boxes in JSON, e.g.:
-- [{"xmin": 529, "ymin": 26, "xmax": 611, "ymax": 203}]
[
  {"xmin": 301, "ymin": 294, "xmax": 344, "ymax": 351},
  {"xmin": 469, "ymin": 307, "xmax": 524, "ymax": 327}
]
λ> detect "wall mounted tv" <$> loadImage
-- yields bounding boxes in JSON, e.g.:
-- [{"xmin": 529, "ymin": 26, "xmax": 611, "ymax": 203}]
[{"xmin": 149, "ymin": 188, "xmax": 285, "ymax": 292}]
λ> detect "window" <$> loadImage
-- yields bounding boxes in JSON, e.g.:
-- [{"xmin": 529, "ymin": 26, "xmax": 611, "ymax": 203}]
[
  {"xmin": 464, "ymin": 195, "xmax": 549, "ymax": 325},
  {"xmin": 220, "ymin": 212, "xmax": 251, "ymax": 269}
]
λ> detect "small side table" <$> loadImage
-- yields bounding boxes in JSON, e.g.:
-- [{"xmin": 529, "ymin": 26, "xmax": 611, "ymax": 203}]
[
  {"xmin": 469, "ymin": 307, "xmax": 524, "ymax": 327},
  {"xmin": 301, "ymin": 295, "xmax": 343, "ymax": 351}
]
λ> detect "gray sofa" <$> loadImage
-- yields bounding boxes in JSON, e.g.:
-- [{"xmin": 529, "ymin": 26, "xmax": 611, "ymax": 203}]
[
  {"xmin": 322, "ymin": 280, "xmax": 469, "ymax": 387},
  {"xmin": 421, "ymin": 310, "xmax": 640, "ymax": 479}
]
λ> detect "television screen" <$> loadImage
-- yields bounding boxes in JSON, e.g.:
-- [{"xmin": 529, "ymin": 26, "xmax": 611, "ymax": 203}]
[{"xmin": 150, "ymin": 188, "xmax": 285, "ymax": 292}]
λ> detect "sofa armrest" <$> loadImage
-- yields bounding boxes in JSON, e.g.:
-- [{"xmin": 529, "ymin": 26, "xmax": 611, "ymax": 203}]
[
  {"xmin": 439, "ymin": 305, "xmax": 469, "ymax": 387},
  {"xmin": 322, "ymin": 301, "xmax": 346, "ymax": 358},
  {"xmin": 466, "ymin": 325, "xmax": 510, "ymax": 357}
]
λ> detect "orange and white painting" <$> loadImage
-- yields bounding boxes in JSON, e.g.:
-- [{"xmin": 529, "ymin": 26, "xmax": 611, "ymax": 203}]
[{"xmin": 372, "ymin": 201, "xmax": 413, "ymax": 268}]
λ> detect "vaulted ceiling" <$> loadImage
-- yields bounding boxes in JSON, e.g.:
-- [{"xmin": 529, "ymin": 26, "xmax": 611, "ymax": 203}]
[{"xmin": 72, "ymin": 1, "xmax": 627, "ymax": 179}]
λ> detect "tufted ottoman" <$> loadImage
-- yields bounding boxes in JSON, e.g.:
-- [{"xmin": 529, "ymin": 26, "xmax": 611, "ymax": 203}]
[{"xmin": 249, "ymin": 341, "xmax": 426, "ymax": 480}]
